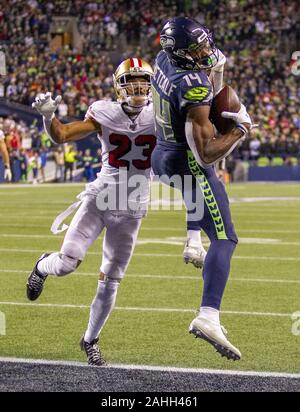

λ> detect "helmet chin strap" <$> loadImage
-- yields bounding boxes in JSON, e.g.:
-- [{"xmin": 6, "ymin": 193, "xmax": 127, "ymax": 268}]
[{"xmin": 122, "ymin": 101, "xmax": 144, "ymax": 116}]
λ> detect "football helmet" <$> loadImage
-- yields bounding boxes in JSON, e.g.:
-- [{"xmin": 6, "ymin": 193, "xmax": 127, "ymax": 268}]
[
  {"xmin": 113, "ymin": 58, "xmax": 153, "ymax": 107},
  {"xmin": 160, "ymin": 17, "xmax": 218, "ymax": 71}
]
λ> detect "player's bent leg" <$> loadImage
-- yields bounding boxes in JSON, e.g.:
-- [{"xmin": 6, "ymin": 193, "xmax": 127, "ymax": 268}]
[
  {"xmin": 27, "ymin": 196, "xmax": 105, "ymax": 300},
  {"xmin": 38, "ymin": 252, "xmax": 81, "ymax": 276},
  {"xmin": 27, "ymin": 252, "xmax": 82, "ymax": 301}
]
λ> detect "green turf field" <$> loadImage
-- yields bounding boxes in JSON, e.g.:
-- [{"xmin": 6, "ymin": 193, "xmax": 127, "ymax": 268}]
[{"xmin": 0, "ymin": 183, "xmax": 299, "ymax": 373}]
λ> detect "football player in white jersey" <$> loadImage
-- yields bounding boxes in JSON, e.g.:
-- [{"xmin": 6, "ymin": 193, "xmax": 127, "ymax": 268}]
[
  {"xmin": 0, "ymin": 129, "xmax": 12, "ymax": 182},
  {"xmin": 28, "ymin": 58, "xmax": 156, "ymax": 366}
]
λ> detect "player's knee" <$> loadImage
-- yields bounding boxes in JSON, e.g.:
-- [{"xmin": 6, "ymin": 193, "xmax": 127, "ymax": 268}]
[
  {"xmin": 57, "ymin": 254, "xmax": 81, "ymax": 276},
  {"xmin": 100, "ymin": 262, "xmax": 126, "ymax": 281},
  {"xmin": 223, "ymin": 226, "xmax": 238, "ymax": 245},
  {"xmin": 99, "ymin": 272, "xmax": 121, "ymax": 284},
  {"xmin": 230, "ymin": 232, "xmax": 238, "ymax": 245}
]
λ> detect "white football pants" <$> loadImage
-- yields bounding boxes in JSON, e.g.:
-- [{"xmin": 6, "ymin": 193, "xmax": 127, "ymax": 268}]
[{"xmin": 60, "ymin": 195, "xmax": 142, "ymax": 279}]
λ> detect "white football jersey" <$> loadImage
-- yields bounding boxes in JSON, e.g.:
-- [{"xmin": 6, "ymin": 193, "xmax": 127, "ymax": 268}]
[
  {"xmin": 0, "ymin": 130, "xmax": 5, "ymax": 141},
  {"xmin": 85, "ymin": 100, "xmax": 156, "ymax": 217}
]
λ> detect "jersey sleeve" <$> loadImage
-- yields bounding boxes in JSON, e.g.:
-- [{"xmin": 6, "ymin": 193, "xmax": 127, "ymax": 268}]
[
  {"xmin": 178, "ymin": 72, "xmax": 213, "ymax": 112},
  {"xmin": 85, "ymin": 100, "xmax": 118, "ymax": 129},
  {"xmin": 0, "ymin": 130, "xmax": 5, "ymax": 141},
  {"xmin": 85, "ymin": 101, "xmax": 102, "ymax": 123}
]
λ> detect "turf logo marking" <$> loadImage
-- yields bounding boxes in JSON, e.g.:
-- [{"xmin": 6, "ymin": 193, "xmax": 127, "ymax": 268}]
[
  {"xmin": 0, "ymin": 311, "xmax": 6, "ymax": 336},
  {"xmin": 291, "ymin": 312, "xmax": 300, "ymax": 336}
]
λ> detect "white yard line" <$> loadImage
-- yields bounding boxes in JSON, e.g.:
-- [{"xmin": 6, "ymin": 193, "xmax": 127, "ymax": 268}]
[
  {"xmin": 0, "ymin": 301, "xmax": 293, "ymax": 318},
  {"xmin": 0, "ymin": 234, "xmax": 64, "ymax": 239},
  {"xmin": 1, "ymin": 224, "xmax": 300, "ymax": 235},
  {"xmin": 0, "ymin": 356, "xmax": 299, "ymax": 378},
  {"xmin": 1, "ymin": 268, "xmax": 300, "ymax": 284},
  {"xmin": 0, "ymin": 247, "xmax": 300, "ymax": 261},
  {"xmin": 1, "ymin": 215, "xmax": 299, "ymax": 225},
  {"xmin": 0, "ymin": 183, "xmax": 84, "ymax": 189},
  {"xmin": 2, "ymin": 234, "xmax": 300, "ymax": 246}
]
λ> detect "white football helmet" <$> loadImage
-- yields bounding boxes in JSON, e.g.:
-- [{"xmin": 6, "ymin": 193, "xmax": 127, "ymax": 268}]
[{"xmin": 113, "ymin": 58, "xmax": 153, "ymax": 108}]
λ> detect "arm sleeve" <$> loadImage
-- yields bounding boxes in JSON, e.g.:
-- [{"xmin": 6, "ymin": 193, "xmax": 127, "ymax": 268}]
[{"xmin": 179, "ymin": 72, "xmax": 213, "ymax": 113}]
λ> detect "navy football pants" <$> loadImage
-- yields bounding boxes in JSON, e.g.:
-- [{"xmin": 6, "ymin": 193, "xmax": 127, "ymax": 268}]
[{"xmin": 152, "ymin": 145, "xmax": 238, "ymax": 310}]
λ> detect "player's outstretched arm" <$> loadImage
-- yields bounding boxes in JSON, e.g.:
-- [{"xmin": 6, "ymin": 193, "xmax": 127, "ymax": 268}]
[
  {"xmin": 49, "ymin": 117, "xmax": 100, "ymax": 144},
  {"xmin": 32, "ymin": 92, "xmax": 101, "ymax": 144},
  {"xmin": 186, "ymin": 104, "xmax": 251, "ymax": 166}
]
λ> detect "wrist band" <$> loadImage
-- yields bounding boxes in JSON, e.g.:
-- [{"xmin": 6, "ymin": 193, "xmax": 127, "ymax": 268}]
[{"xmin": 236, "ymin": 124, "xmax": 248, "ymax": 135}]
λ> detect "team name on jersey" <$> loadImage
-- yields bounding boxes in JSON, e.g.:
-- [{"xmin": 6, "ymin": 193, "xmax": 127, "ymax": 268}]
[{"xmin": 153, "ymin": 65, "xmax": 177, "ymax": 97}]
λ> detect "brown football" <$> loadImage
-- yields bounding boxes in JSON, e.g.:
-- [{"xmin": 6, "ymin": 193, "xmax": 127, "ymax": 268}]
[{"xmin": 209, "ymin": 85, "xmax": 241, "ymax": 135}]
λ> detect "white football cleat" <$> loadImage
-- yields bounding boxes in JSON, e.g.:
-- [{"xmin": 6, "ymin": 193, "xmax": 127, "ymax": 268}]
[
  {"xmin": 189, "ymin": 316, "xmax": 241, "ymax": 361},
  {"xmin": 183, "ymin": 240, "xmax": 207, "ymax": 269}
]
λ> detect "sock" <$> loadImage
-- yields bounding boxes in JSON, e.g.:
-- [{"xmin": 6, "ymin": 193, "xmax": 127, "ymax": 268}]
[
  {"xmin": 199, "ymin": 306, "xmax": 220, "ymax": 324},
  {"xmin": 37, "ymin": 253, "xmax": 78, "ymax": 277},
  {"xmin": 187, "ymin": 230, "xmax": 202, "ymax": 244},
  {"xmin": 84, "ymin": 279, "xmax": 119, "ymax": 343},
  {"xmin": 201, "ymin": 239, "xmax": 236, "ymax": 310}
]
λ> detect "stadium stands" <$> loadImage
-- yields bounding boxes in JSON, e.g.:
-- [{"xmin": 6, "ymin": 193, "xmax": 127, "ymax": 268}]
[{"xmin": 0, "ymin": 0, "xmax": 299, "ymax": 180}]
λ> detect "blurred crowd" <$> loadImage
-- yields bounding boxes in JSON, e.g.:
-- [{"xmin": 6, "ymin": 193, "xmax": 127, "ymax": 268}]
[
  {"xmin": 0, "ymin": 115, "xmax": 102, "ymax": 183},
  {"xmin": 1, "ymin": 0, "xmax": 300, "ymax": 166}
]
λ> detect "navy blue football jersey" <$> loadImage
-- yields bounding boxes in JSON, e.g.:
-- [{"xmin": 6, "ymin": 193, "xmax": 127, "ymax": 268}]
[{"xmin": 151, "ymin": 50, "xmax": 213, "ymax": 147}]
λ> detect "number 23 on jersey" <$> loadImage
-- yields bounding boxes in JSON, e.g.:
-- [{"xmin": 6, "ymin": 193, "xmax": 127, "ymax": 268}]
[{"xmin": 108, "ymin": 133, "xmax": 156, "ymax": 171}]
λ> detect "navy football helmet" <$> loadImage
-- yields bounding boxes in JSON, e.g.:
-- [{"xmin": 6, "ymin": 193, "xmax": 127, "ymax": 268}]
[{"xmin": 160, "ymin": 17, "xmax": 218, "ymax": 71}]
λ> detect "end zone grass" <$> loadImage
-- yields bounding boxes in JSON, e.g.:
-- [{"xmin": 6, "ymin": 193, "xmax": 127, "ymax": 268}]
[{"xmin": 0, "ymin": 183, "xmax": 300, "ymax": 373}]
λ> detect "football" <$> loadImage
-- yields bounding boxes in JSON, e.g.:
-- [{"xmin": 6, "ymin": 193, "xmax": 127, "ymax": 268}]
[{"xmin": 209, "ymin": 85, "xmax": 241, "ymax": 135}]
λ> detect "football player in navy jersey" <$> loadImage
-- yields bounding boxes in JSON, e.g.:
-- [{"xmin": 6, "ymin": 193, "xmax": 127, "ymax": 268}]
[{"xmin": 151, "ymin": 17, "xmax": 253, "ymax": 360}]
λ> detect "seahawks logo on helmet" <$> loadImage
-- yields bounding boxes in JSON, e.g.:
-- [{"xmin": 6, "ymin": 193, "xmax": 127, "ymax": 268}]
[
  {"xmin": 160, "ymin": 35, "xmax": 175, "ymax": 50},
  {"xmin": 160, "ymin": 17, "xmax": 218, "ymax": 71}
]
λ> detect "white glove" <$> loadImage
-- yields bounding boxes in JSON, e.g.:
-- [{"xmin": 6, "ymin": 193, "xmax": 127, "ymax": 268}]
[
  {"xmin": 222, "ymin": 104, "xmax": 252, "ymax": 135},
  {"xmin": 4, "ymin": 167, "xmax": 12, "ymax": 182},
  {"xmin": 211, "ymin": 48, "xmax": 226, "ymax": 73},
  {"xmin": 32, "ymin": 92, "xmax": 62, "ymax": 120}
]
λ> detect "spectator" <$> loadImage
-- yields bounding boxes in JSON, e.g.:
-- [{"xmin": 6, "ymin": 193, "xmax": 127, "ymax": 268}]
[
  {"xmin": 39, "ymin": 148, "xmax": 48, "ymax": 182},
  {"xmin": 83, "ymin": 148, "xmax": 95, "ymax": 182},
  {"xmin": 18, "ymin": 149, "xmax": 29, "ymax": 183},
  {"xmin": 54, "ymin": 147, "xmax": 65, "ymax": 182},
  {"xmin": 249, "ymin": 136, "xmax": 261, "ymax": 162},
  {"xmin": 58, "ymin": 100, "xmax": 68, "ymax": 120},
  {"xmin": 0, "ymin": 0, "xmax": 299, "ymax": 169},
  {"xmin": 64, "ymin": 144, "xmax": 77, "ymax": 182},
  {"xmin": 28, "ymin": 151, "xmax": 40, "ymax": 185}
]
